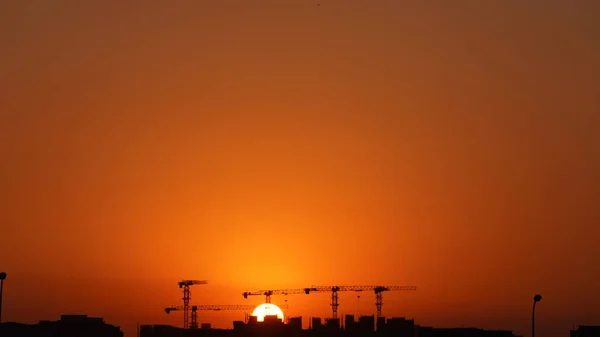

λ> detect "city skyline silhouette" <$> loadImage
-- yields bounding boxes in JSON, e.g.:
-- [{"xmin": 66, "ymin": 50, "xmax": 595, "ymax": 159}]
[{"xmin": 1, "ymin": 1, "xmax": 599, "ymax": 337}]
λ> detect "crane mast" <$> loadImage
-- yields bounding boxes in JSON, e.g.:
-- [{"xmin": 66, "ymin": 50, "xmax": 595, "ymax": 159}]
[
  {"xmin": 241, "ymin": 285, "xmax": 416, "ymax": 319},
  {"xmin": 165, "ymin": 304, "xmax": 288, "ymax": 329},
  {"xmin": 177, "ymin": 279, "xmax": 208, "ymax": 328},
  {"xmin": 307, "ymin": 285, "xmax": 417, "ymax": 319}
]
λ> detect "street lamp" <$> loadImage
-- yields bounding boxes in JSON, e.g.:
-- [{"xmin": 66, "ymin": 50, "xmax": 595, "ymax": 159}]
[
  {"xmin": 0, "ymin": 272, "xmax": 6, "ymax": 324},
  {"xmin": 532, "ymin": 294, "xmax": 542, "ymax": 337}
]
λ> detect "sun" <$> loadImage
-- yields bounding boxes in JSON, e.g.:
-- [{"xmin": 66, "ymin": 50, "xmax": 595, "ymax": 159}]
[{"xmin": 251, "ymin": 303, "xmax": 284, "ymax": 322}]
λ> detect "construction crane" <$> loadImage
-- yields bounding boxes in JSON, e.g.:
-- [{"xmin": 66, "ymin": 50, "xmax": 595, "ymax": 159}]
[
  {"xmin": 242, "ymin": 288, "xmax": 316, "ymax": 303},
  {"xmin": 165, "ymin": 304, "xmax": 289, "ymax": 329},
  {"xmin": 177, "ymin": 280, "xmax": 208, "ymax": 328},
  {"xmin": 305, "ymin": 285, "xmax": 417, "ymax": 319},
  {"xmin": 165, "ymin": 305, "xmax": 255, "ymax": 329}
]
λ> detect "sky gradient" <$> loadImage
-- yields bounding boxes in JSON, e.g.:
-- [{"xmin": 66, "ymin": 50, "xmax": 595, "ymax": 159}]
[{"xmin": 1, "ymin": 1, "xmax": 599, "ymax": 337}]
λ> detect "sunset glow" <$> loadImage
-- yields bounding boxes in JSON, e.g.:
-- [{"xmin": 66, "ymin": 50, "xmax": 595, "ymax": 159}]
[
  {"xmin": 1, "ymin": 2, "xmax": 599, "ymax": 337},
  {"xmin": 251, "ymin": 304, "xmax": 284, "ymax": 322}
]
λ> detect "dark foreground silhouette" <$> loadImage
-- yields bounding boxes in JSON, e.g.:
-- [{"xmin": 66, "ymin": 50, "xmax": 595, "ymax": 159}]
[
  {"xmin": 2, "ymin": 314, "xmax": 599, "ymax": 337},
  {"xmin": 0, "ymin": 314, "xmax": 123, "ymax": 337},
  {"xmin": 141, "ymin": 315, "xmax": 517, "ymax": 337}
]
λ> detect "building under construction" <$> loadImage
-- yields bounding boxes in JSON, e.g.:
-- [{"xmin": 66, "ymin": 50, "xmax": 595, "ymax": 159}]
[
  {"xmin": 152, "ymin": 282, "xmax": 519, "ymax": 337},
  {"xmin": 141, "ymin": 315, "xmax": 520, "ymax": 337}
]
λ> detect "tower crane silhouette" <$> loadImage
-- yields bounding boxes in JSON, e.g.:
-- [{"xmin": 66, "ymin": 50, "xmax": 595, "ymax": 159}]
[
  {"xmin": 304, "ymin": 285, "xmax": 417, "ymax": 319},
  {"xmin": 165, "ymin": 305, "xmax": 256, "ymax": 329},
  {"xmin": 177, "ymin": 280, "xmax": 208, "ymax": 328},
  {"xmin": 242, "ymin": 288, "xmax": 316, "ymax": 303}
]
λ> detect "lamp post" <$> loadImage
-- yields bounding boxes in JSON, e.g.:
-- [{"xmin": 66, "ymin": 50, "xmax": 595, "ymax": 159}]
[
  {"xmin": 0, "ymin": 272, "xmax": 6, "ymax": 324},
  {"xmin": 532, "ymin": 294, "xmax": 542, "ymax": 337}
]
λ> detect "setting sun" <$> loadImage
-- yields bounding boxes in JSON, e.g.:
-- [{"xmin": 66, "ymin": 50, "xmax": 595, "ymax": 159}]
[{"xmin": 251, "ymin": 303, "xmax": 284, "ymax": 322}]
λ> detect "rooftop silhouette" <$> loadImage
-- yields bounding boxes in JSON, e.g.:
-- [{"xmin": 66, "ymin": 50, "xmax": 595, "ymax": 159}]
[
  {"xmin": 0, "ymin": 314, "xmax": 123, "ymax": 337},
  {"xmin": 140, "ymin": 314, "xmax": 523, "ymax": 337}
]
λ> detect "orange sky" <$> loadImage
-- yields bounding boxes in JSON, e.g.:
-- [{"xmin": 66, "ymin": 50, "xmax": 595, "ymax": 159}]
[{"xmin": 1, "ymin": 1, "xmax": 599, "ymax": 337}]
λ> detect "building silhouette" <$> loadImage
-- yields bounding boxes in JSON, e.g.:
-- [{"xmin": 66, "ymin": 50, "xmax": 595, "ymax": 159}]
[
  {"xmin": 140, "ymin": 314, "xmax": 520, "ymax": 337},
  {"xmin": 0, "ymin": 314, "xmax": 123, "ymax": 337},
  {"xmin": 570, "ymin": 325, "xmax": 600, "ymax": 337}
]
